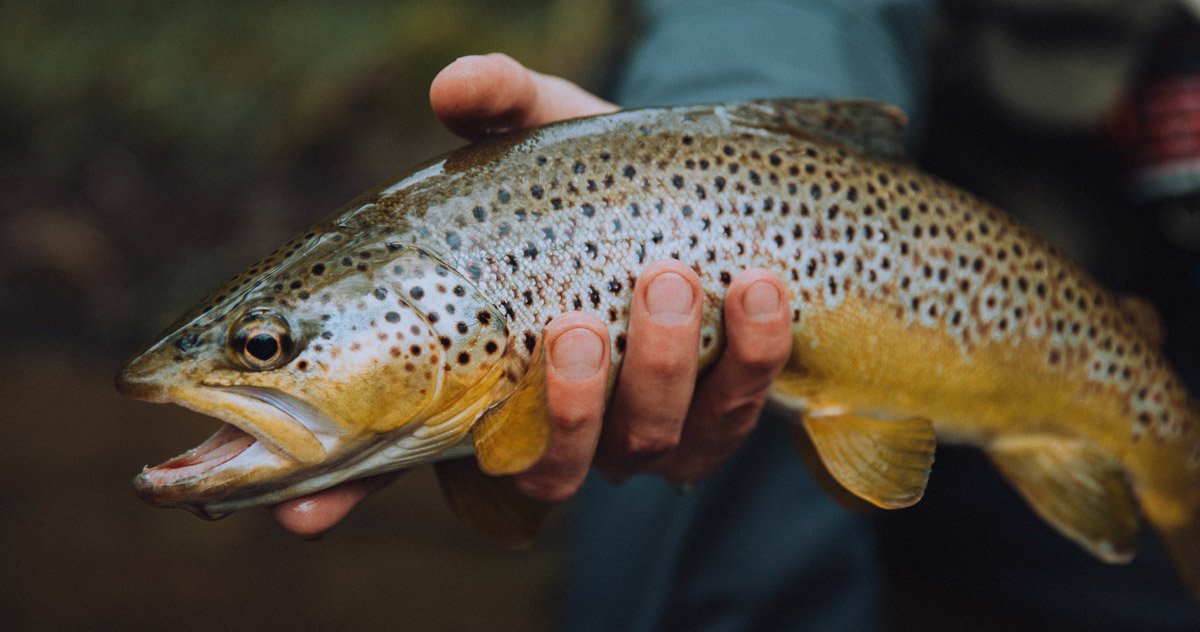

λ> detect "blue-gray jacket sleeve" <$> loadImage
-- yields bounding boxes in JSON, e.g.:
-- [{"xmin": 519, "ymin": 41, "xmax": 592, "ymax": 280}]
[{"xmin": 615, "ymin": 0, "xmax": 932, "ymax": 138}]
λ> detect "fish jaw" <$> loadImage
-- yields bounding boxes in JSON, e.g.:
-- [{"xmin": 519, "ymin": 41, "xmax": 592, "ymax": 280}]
[{"xmin": 128, "ymin": 382, "xmax": 354, "ymax": 512}]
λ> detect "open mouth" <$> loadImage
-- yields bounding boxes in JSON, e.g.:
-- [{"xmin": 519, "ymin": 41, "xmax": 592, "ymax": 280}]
[{"xmin": 140, "ymin": 423, "xmax": 256, "ymax": 487}]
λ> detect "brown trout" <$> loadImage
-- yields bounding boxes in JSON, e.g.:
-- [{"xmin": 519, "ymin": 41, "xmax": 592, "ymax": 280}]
[{"xmin": 117, "ymin": 100, "xmax": 1200, "ymax": 596}]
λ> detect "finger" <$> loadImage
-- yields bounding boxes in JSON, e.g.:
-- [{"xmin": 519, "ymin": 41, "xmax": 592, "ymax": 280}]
[
  {"xmin": 429, "ymin": 53, "xmax": 617, "ymax": 140},
  {"xmin": 597, "ymin": 260, "xmax": 702, "ymax": 478},
  {"xmin": 651, "ymin": 270, "xmax": 793, "ymax": 482},
  {"xmin": 271, "ymin": 473, "xmax": 396, "ymax": 539},
  {"xmin": 514, "ymin": 313, "xmax": 609, "ymax": 503}
]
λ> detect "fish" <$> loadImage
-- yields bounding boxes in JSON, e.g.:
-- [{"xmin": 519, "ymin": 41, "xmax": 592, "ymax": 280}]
[{"xmin": 117, "ymin": 99, "xmax": 1200, "ymax": 596}]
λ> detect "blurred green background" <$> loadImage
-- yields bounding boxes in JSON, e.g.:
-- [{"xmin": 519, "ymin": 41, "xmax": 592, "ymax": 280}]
[{"xmin": 0, "ymin": 1, "xmax": 620, "ymax": 629}]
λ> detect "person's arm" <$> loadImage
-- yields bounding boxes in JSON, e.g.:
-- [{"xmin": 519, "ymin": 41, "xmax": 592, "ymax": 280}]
[{"xmin": 272, "ymin": 53, "xmax": 793, "ymax": 537}]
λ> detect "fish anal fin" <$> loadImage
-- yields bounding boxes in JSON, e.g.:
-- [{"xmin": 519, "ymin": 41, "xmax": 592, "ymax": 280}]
[
  {"xmin": 799, "ymin": 413, "xmax": 935, "ymax": 510},
  {"xmin": 434, "ymin": 457, "xmax": 550, "ymax": 548},
  {"xmin": 988, "ymin": 436, "xmax": 1139, "ymax": 563},
  {"xmin": 472, "ymin": 336, "xmax": 551, "ymax": 476},
  {"xmin": 732, "ymin": 100, "xmax": 909, "ymax": 162}
]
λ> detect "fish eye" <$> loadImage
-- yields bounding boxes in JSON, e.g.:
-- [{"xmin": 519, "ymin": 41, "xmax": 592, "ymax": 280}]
[{"xmin": 229, "ymin": 310, "xmax": 296, "ymax": 370}]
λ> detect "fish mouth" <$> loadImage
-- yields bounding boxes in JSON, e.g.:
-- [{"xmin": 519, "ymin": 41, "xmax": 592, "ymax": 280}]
[
  {"xmin": 132, "ymin": 385, "xmax": 343, "ymax": 506},
  {"xmin": 136, "ymin": 423, "xmax": 257, "ymax": 489}
]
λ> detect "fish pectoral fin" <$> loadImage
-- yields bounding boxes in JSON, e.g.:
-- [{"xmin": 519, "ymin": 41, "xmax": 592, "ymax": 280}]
[
  {"xmin": 471, "ymin": 335, "xmax": 551, "ymax": 476},
  {"xmin": 988, "ymin": 436, "xmax": 1139, "ymax": 563},
  {"xmin": 799, "ymin": 413, "xmax": 936, "ymax": 509},
  {"xmin": 434, "ymin": 457, "xmax": 550, "ymax": 548}
]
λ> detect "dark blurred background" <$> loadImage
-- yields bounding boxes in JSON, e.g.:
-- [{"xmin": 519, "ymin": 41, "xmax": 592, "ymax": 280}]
[
  {"xmin": 2, "ymin": 0, "xmax": 1198, "ymax": 630},
  {"xmin": 0, "ymin": 1, "xmax": 620, "ymax": 630}
]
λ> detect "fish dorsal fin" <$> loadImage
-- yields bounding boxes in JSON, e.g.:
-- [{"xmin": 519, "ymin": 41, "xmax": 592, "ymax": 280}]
[
  {"xmin": 728, "ymin": 99, "xmax": 909, "ymax": 162},
  {"xmin": 988, "ymin": 436, "xmax": 1138, "ymax": 563},
  {"xmin": 1118, "ymin": 294, "xmax": 1165, "ymax": 348},
  {"xmin": 434, "ymin": 457, "xmax": 550, "ymax": 547},
  {"xmin": 471, "ymin": 335, "xmax": 552, "ymax": 476},
  {"xmin": 800, "ymin": 412, "xmax": 936, "ymax": 509}
]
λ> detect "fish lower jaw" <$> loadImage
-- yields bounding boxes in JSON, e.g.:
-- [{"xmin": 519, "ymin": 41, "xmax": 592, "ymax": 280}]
[{"xmin": 134, "ymin": 423, "xmax": 255, "ymax": 497}]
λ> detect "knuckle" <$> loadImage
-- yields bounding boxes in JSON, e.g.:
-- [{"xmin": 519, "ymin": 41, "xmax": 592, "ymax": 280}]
[
  {"xmin": 642, "ymin": 352, "xmax": 693, "ymax": 377},
  {"xmin": 623, "ymin": 429, "xmax": 680, "ymax": 458},
  {"xmin": 727, "ymin": 334, "xmax": 791, "ymax": 372},
  {"xmin": 552, "ymin": 404, "xmax": 594, "ymax": 433}
]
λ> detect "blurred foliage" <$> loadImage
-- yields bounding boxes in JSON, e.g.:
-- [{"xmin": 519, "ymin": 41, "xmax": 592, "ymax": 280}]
[{"xmin": 0, "ymin": 0, "xmax": 622, "ymax": 351}]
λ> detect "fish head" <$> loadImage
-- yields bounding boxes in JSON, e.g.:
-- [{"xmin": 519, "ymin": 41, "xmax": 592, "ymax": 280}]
[{"xmin": 117, "ymin": 233, "xmax": 502, "ymax": 516}]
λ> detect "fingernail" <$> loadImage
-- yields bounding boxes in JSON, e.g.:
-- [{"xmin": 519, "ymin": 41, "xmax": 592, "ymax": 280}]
[
  {"xmin": 743, "ymin": 281, "xmax": 781, "ymax": 320},
  {"xmin": 646, "ymin": 273, "xmax": 694, "ymax": 324},
  {"xmin": 550, "ymin": 328, "xmax": 604, "ymax": 380}
]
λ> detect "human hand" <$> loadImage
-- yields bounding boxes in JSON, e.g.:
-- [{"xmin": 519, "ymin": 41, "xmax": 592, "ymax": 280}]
[{"xmin": 273, "ymin": 54, "xmax": 793, "ymax": 537}]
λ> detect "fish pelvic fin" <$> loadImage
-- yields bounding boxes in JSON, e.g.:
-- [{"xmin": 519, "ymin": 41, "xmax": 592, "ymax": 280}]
[
  {"xmin": 988, "ymin": 436, "xmax": 1139, "ymax": 564},
  {"xmin": 798, "ymin": 412, "xmax": 936, "ymax": 509},
  {"xmin": 471, "ymin": 335, "xmax": 551, "ymax": 476},
  {"xmin": 434, "ymin": 457, "xmax": 550, "ymax": 548}
]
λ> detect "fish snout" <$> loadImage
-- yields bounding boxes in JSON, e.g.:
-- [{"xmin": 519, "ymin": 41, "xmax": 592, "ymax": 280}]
[{"xmin": 115, "ymin": 356, "xmax": 170, "ymax": 401}]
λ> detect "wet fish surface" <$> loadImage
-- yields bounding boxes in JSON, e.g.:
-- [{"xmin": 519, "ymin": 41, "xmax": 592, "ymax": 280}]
[{"xmin": 117, "ymin": 99, "xmax": 1200, "ymax": 597}]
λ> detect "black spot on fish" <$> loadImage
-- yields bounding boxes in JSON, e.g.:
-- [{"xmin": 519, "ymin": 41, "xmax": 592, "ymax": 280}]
[
  {"xmin": 581, "ymin": 203, "xmax": 596, "ymax": 218},
  {"xmin": 174, "ymin": 333, "xmax": 201, "ymax": 352},
  {"xmin": 524, "ymin": 333, "xmax": 537, "ymax": 353},
  {"xmin": 472, "ymin": 206, "xmax": 486, "ymax": 222}
]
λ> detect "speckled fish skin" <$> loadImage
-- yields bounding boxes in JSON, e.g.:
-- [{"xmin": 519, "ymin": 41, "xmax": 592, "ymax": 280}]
[{"xmin": 118, "ymin": 100, "xmax": 1200, "ymax": 595}]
